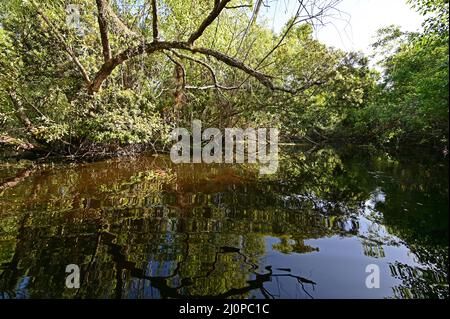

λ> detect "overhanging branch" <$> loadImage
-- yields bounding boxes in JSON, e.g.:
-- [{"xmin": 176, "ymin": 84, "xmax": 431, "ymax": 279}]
[
  {"xmin": 169, "ymin": 50, "xmax": 241, "ymax": 90},
  {"xmin": 87, "ymin": 39, "xmax": 326, "ymax": 94},
  {"xmin": 88, "ymin": 41, "xmax": 274, "ymax": 93},
  {"xmin": 85, "ymin": 1, "xmax": 339, "ymax": 94}
]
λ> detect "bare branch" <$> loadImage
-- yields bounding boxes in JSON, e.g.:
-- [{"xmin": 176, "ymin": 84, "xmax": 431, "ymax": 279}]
[
  {"xmin": 254, "ymin": 1, "xmax": 305, "ymax": 70},
  {"xmin": 234, "ymin": 0, "xmax": 264, "ymax": 56},
  {"xmin": 173, "ymin": 48, "xmax": 326, "ymax": 94},
  {"xmin": 187, "ymin": 45, "xmax": 275, "ymax": 89}
]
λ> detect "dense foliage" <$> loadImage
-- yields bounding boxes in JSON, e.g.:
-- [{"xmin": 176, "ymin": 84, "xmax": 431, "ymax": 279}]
[
  {"xmin": 0, "ymin": 0, "xmax": 448, "ymax": 156},
  {"xmin": 336, "ymin": 0, "xmax": 449, "ymax": 146}
]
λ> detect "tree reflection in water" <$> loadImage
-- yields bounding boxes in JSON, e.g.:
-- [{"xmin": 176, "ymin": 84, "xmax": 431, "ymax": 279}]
[{"xmin": 0, "ymin": 146, "xmax": 448, "ymax": 298}]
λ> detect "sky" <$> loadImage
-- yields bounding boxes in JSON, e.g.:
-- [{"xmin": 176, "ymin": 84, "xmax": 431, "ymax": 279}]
[{"xmin": 260, "ymin": 0, "xmax": 425, "ymax": 54}]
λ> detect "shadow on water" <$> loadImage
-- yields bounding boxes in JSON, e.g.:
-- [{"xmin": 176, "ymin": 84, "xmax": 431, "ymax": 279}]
[{"xmin": 0, "ymin": 145, "xmax": 448, "ymax": 299}]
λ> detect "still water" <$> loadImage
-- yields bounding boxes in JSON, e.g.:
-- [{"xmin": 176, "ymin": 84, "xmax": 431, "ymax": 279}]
[{"xmin": 0, "ymin": 146, "xmax": 448, "ymax": 299}]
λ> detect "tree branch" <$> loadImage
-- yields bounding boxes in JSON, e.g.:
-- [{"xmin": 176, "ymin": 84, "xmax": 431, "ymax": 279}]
[
  {"xmin": 234, "ymin": 0, "xmax": 264, "ymax": 56},
  {"xmin": 88, "ymin": 41, "xmax": 274, "ymax": 93},
  {"xmin": 225, "ymin": 4, "xmax": 252, "ymax": 9},
  {"xmin": 187, "ymin": 0, "xmax": 231, "ymax": 44},
  {"xmin": 187, "ymin": 45, "xmax": 275, "ymax": 89},
  {"xmin": 88, "ymin": 39, "xmax": 329, "ymax": 95},
  {"xmin": 170, "ymin": 50, "xmax": 241, "ymax": 90},
  {"xmin": 151, "ymin": 0, "xmax": 159, "ymax": 41},
  {"xmin": 31, "ymin": 0, "xmax": 337, "ymax": 97},
  {"xmin": 96, "ymin": 0, "xmax": 112, "ymax": 62},
  {"xmin": 8, "ymin": 91, "xmax": 34, "ymax": 132},
  {"xmin": 7, "ymin": 90, "xmax": 49, "ymax": 146}
]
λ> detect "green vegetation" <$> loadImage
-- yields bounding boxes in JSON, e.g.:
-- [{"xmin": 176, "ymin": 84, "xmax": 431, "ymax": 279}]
[
  {"xmin": 337, "ymin": 0, "xmax": 449, "ymax": 146},
  {"xmin": 0, "ymin": 0, "xmax": 448, "ymax": 157}
]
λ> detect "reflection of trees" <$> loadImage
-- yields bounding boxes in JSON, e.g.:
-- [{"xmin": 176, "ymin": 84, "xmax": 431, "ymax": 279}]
[
  {"xmin": 0, "ymin": 146, "xmax": 448, "ymax": 299},
  {"xmin": 390, "ymin": 259, "xmax": 448, "ymax": 299},
  {"xmin": 0, "ymin": 149, "xmax": 355, "ymax": 298},
  {"xmin": 0, "ymin": 209, "xmax": 319, "ymax": 298},
  {"xmin": 336, "ymin": 148, "xmax": 449, "ymax": 299},
  {"xmin": 99, "ymin": 231, "xmax": 317, "ymax": 299}
]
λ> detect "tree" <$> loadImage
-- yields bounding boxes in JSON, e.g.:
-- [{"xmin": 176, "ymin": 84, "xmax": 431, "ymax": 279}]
[
  {"xmin": 335, "ymin": 0, "xmax": 449, "ymax": 147},
  {"xmin": 0, "ymin": 0, "xmax": 343, "ymax": 153}
]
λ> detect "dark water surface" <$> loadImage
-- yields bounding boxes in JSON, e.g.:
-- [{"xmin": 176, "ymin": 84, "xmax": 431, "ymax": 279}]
[{"xmin": 0, "ymin": 146, "xmax": 448, "ymax": 299}]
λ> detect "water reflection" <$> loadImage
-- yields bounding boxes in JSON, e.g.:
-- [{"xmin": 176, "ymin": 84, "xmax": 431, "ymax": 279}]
[{"xmin": 0, "ymin": 146, "xmax": 448, "ymax": 299}]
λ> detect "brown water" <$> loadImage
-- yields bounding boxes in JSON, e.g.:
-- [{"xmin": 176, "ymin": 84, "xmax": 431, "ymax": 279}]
[{"xmin": 0, "ymin": 146, "xmax": 448, "ymax": 299}]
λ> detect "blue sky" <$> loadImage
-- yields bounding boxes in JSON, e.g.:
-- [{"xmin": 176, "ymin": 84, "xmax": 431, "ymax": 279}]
[{"xmin": 259, "ymin": 0, "xmax": 425, "ymax": 54}]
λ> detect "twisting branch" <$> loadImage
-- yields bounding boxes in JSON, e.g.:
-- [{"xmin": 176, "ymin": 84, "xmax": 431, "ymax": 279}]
[
  {"xmin": 95, "ymin": 0, "xmax": 112, "ymax": 62},
  {"xmin": 85, "ymin": 1, "xmax": 340, "ymax": 94},
  {"xmin": 88, "ymin": 37, "xmax": 330, "ymax": 95},
  {"xmin": 188, "ymin": 0, "xmax": 231, "ymax": 44},
  {"xmin": 151, "ymin": 0, "xmax": 159, "ymax": 41},
  {"xmin": 88, "ymin": 41, "xmax": 274, "ymax": 93}
]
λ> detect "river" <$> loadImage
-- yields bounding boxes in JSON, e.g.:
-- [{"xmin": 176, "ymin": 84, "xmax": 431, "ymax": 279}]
[{"xmin": 0, "ymin": 145, "xmax": 448, "ymax": 299}]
